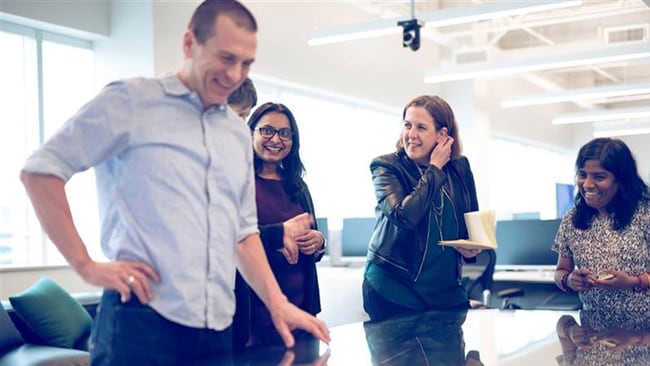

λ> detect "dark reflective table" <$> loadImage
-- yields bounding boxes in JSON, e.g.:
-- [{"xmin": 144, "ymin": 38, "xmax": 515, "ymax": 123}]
[{"xmin": 220, "ymin": 309, "xmax": 650, "ymax": 365}]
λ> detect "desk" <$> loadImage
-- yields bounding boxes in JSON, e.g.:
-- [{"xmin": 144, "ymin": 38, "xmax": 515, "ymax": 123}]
[
  {"xmin": 220, "ymin": 309, "xmax": 650, "ymax": 365},
  {"xmin": 493, "ymin": 269, "xmax": 555, "ymax": 283},
  {"xmin": 492, "ymin": 268, "xmax": 581, "ymax": 310}
]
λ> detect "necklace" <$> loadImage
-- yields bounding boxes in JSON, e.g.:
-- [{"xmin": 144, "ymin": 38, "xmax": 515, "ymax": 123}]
[
  {"xmin": 433, "ymin": 187, "xmax": 445, "ymax": 243},
  {"xmin": 433, "ymin": 190, "xmax": 444, "ymax": 216},
  {"xmin": 416, "ymin": 163, "xmax": 458, "ymax": 245}
]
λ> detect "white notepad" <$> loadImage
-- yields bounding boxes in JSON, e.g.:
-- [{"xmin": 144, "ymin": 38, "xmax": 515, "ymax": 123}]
[{"xmin": 439, "ymin": 210, "xmax": 498, "ymax": 250}]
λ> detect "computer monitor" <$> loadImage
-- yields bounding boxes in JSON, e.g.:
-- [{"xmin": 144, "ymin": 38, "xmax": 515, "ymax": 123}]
[
  {"xmin": 495, "ymin": 219, "xmax": 562, "ymax": 269},
  {"xmin": 556, "ymin": 183, "xmax": 575, "ymax": 218},
  {"xmin": 341, "ymin": 217, "xmax": 376, "ymax": 257},
  {"xmin": 315, "ymin": 217, "xmax": 329, "ymax": 243}
]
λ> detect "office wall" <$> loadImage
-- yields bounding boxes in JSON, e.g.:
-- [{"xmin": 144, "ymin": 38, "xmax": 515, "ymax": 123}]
[
  {"xmin": 0, "ymin": 266, "xmax": 99, "ymax": 301},
  {"xmin": 2, "ymin": 1, "xmax": 155, "ymax": 94},
  {"xmin": 441, "ymin": 80, "xmax": 492, "ymax": 210},
  {"xmin": 152, "ymin": 2, "xmax": 197, "ymax": 77},
  {"xmin": 573, "ymin": 125, "xmax": 650, "ymax": 185},
  {"xmin": 617, "ymin": 135, "xmax": 650, "ymax": 184},
  {"xmin": 93, "ymin": 1, "xmax": 155, "ymax": 87},
  {"xmin": 0, "ymin": 0, "xmax": 110, "ymax": 38},
  {"xmin": 487, "ymin": 78, "xmax": 574, "ymax": 149}
]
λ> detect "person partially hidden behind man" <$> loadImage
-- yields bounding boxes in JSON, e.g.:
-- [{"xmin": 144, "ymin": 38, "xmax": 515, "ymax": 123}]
[
  {"xmin": 19, "ymin": 1, "xmax": 329, "ymax": 365},
  {"xmin": 228, "ymin": 77, "xmax": 257, "ymax": 120}
]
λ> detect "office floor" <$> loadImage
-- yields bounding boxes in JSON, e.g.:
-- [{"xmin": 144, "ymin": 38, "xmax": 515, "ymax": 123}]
[{"xmin": 316, "ymin": 261, "xmax": 368, "ymax": 327}]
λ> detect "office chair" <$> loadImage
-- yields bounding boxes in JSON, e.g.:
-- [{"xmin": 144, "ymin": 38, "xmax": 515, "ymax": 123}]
[
  {"xmin": 463, "ymin": 249, "xmax": 496, "ymax": 309},
  {"xmin": 497, "ymin": 288, "xmax": 525, "ymax": 309},
  {"xmin": 463, "ymin": 249, "xmax": 526, "ymax": 309}
]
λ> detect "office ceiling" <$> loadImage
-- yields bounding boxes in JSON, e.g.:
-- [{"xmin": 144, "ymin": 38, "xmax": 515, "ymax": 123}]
[{"xmin": 246, "ymin": 0, "xmax": 650, "ymax": 134}]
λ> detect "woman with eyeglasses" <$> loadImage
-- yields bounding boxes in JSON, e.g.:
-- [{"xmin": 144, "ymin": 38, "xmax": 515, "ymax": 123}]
[
  {"xmin": 233, "ymin": 102, "xmax": 325, "ymax": 349},
  {"xmin": 362, "ymin": 95, "xmax": 482, "ymax": 322}
]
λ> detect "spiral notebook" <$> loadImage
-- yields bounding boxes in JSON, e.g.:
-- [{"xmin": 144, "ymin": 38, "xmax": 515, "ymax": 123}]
[{"xmin": 439, "ymin": 210, "xmax": 498, "ymax": 250}]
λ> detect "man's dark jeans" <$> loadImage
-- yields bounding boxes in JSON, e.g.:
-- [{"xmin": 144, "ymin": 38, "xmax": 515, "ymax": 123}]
[{"xmin": 90, "ymin": 290, "xmax": 232, "ymax": 365}]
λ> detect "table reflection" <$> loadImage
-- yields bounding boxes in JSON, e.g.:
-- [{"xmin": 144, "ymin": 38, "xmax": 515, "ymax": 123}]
[
  {"xmin": 225, "ymin": 309, "xmax": 483, "ymax": 366},
  {"xmin": 555, "ymin": 311, "xmax": 650, "ymax": 366},
  {"xmin": 204, "ymin": 308, "xmax": 649, "ymax": 365},
  {"xmin": 230, "ymin": 334, "xmax": 328, "ymax": 366},
  {"xmin": 363, "ymin": 309, "xmax": 483, "ymax": 365}
]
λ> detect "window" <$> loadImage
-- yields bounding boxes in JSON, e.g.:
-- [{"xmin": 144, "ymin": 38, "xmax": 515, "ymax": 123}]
[
  {"xmin": 0, "ymin": 21, "xmax": 99, "ymax": 266},
  {"xmin": 489, "ymin": 136, "xmax": 574, "ymax": 220}
]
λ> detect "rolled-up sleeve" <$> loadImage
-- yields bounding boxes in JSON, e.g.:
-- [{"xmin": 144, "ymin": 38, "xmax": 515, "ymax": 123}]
[{"xmin": 23, "ymin": 81, "xmax": 132, "ymax": 181}]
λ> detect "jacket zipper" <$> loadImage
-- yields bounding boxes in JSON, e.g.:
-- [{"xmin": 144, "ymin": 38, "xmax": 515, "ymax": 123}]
[
  {"xmin": 413, "ymin": 207, "xmax": 431, "ymax": 283},
  {"xmin": 444, "ymin": 190, "xmax": 464, "ymax": 284},
  {"xmin": 412, "ymin": 162, "xmax": 433, "ymax": 282}
]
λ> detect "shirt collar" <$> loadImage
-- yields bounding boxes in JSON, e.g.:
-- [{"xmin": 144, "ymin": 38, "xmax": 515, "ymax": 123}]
[
  {"xmin": 161, "ymin": 73, "xmax": 192, "ymax": 97},
  {"xmin": 160, "ymin": 73, "xmax": 227, "ymax": 111}
]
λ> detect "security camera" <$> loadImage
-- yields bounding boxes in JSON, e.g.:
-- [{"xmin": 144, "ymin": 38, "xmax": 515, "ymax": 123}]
[{"xmin": 397, "ymin": 19, "xmax": 423, "ymax": 52}]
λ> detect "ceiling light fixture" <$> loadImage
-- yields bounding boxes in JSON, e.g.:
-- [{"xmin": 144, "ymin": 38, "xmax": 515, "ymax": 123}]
[
  {"xmin": 592, "ymin": 120, "xmax": 650, "ymax": 137},
  {"xmin": 552, "ymin": 107, "xmax": 650, "ymax": 125},
  {"xmin": 307, "ymin": 0, "xmax": 583, "ymax": 46},
  {"xmin": 424, "ymin": 42, "xmax": 650, "ymax": 84},
  {"xmin": 501, "ymin": 82, "xmax": 650, "ymax": 107},
  {"xmin": 307, "ymin": 19, "xmax": 401, "ymax": 46}
]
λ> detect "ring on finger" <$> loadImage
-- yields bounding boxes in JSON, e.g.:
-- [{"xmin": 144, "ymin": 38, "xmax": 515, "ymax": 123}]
[{"xmin": 127, "ymin": 275, "xmax": 135, "ymax": 285}]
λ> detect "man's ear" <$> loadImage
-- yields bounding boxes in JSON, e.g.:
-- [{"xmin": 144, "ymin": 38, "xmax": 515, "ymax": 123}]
[{"xmin": 182, "ymin": 30, "xmax": 196, "ymax": 57}]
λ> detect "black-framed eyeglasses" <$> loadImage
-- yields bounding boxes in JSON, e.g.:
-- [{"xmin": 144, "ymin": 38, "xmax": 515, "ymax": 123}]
[{"xmin": 256, "ymin": 126, "xmax": 293, "ymax": 141}]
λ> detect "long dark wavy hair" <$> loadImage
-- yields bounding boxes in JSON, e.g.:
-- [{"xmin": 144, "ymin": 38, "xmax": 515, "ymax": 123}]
[
  {"xmin": 572, "ymin": 137, "xmax": 649, "ymax": 231},
  {"xmin": 395, "ymin": 95, "xmax": 462, "ymax": 159},
  {"xmin": 247, "ymin": 102, "xmax": 306, "ymax": 201}
]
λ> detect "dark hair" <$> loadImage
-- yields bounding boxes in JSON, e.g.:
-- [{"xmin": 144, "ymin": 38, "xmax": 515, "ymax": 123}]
[
  {"xmin": 572, "ymin": 137, "xmax": 649, "ymax": 231},
  {"xmin": 396, "ymin": 95, "xmax": 462, "ymax": 159},
  {"xmin": 228, "ymin": 78, "xmax": 257, "ymax": 109},
  {"xmin": 188, "ymin": 0, "xmax": 257, "ymax": 45},
  {"xmin": 247, "ymin": 102, "xmax": 306, "ymax": 201}
]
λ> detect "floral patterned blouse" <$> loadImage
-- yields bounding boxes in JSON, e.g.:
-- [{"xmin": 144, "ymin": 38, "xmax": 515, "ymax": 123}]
[{"xmin": 553, "ymin": 200, "xmax": 650, "ymax": 323}]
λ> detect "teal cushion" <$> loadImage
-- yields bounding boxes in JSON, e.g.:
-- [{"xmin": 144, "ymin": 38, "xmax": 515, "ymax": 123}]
[{"xmin": 8, "ymin": 276, "xmax": 92, "ymax": 349}]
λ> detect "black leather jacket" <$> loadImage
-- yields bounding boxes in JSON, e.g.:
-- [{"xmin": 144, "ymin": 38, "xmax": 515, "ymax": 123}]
[{"xmin": 366, "ymin": 149, "xmax": 479, "ymax": 283}]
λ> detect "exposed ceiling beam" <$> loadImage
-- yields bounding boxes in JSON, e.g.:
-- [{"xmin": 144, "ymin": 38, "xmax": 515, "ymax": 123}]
[
  {"xmin": 552, "ymin": 106, "xmax": 650, "ymax": 125},
  {"xmin": 443, "ymin": 0, "xmax": 646, "ymax": 39},
  {"xmin": 593, "ymin": 119, "xmax": 650, "ymax": 137},
  {"xmin": 501, "ymin": 82, "xmax": 650, "ymax": 107},
  {"xmin": 423, "ymin": 42, "xmax": 650, "ymax": 84},
  {"xmin": 307, "ymin": 0, "xmax": 582, "ymax": 46}
]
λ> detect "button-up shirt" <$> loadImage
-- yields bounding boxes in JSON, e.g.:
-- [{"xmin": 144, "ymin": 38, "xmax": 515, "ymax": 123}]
[{"xmin": 23, "ymin": 74, "xmax": 258, "ymax": 330}]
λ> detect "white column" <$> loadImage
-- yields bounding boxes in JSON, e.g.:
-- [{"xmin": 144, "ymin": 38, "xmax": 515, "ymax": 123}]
[{"xmin": 440, "ymin": 80, "xmax": 492, "ymax": 211}]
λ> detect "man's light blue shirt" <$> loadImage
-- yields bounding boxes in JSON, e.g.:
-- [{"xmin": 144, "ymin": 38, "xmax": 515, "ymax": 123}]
[{"xmin": 23, "ymin": 74, "xmax": 259, "ymax": 330}]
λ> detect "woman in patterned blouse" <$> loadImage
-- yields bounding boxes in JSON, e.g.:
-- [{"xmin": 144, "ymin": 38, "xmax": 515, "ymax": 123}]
[{"xmin": 553, "ymin": 137, "xmax": 650, "ymax": 329}]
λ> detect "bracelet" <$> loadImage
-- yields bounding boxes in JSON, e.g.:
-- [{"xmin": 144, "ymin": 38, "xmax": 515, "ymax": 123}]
[
  {"xmin": 634, "ymin": 275, "xmax": 644, "ymax": 292},
  {"xmin": 560, "ymin": 271, "xmax": 571, "ymax": 292}
]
